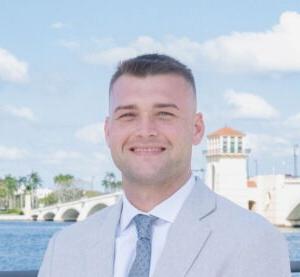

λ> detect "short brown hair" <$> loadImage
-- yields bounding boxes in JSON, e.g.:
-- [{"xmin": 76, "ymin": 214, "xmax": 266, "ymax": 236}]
[{"xmin": 109, "ymin": 54, "xmax": 196, "ymax": 95}]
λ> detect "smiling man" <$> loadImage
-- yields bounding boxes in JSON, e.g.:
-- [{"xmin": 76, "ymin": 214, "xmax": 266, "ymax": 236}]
[
  {"xmin": 106, "ymin": 71, "xmax": 203, "ymax": 212},
  {"xmin": 39, "ymin": 54, "xmax": 291, "ymax": 277}
]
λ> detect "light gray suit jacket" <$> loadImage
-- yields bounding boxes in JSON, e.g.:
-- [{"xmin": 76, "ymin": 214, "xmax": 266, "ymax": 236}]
[{"xmin": 38, "ymin": 178, "xmax": 291, "ymax": 277}]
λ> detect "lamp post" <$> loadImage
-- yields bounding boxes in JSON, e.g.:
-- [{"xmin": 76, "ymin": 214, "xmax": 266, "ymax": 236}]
[
  {"xmin": 294, "ymin": 144, "xmax": 299, "ymax": 177},
  {"xmin": 200, "ymin": 168, "xmax": 205, "ymax": 180},
  {"xmin": 254, "ymin": 159, "xmax": 258, "ymax": 176},
  {"xmin": 192, "ymin": 168, "xmax": 205, "ymax": 179},
  {"xmin": 245, "ymin": 148, "xmax": 251, "ymax": 178}
]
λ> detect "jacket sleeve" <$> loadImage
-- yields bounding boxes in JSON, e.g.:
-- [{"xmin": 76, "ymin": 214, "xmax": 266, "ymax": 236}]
[
  {"xmin": 222, "ymin": 226, "xmax": 291, "ymax": 277},
  {"xmin": 38, "ymin": 232, "xmax": 59, "ymax": 277}
]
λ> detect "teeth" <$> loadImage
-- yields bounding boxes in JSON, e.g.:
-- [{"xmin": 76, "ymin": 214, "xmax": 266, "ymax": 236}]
[{"xmin": 133, "ymin": 147, "xmax": 164, "ymax": 152}]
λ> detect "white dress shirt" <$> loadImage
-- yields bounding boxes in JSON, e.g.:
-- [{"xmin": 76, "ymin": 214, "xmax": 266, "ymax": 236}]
[{"xmin": 113, "ymin": 174, "xmax": 196, "ymax": 277}]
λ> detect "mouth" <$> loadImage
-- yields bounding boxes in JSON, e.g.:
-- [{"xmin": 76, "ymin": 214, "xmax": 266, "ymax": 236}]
[{"xmin": 129, "ymin": 146, "xmax": 166, "ymax": 154}]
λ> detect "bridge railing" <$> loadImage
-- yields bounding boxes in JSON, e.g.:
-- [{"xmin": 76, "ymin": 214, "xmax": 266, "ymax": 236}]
[
  {"xmin": 0, "ymin": 261, "xmax": 299, "ymax": 276},
  {"xmin": 31, "ymin": 191, "xmax": 122, "ymax": 213}
]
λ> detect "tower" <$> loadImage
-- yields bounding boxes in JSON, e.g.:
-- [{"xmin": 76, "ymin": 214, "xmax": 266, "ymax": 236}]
[{"xmin": 205, "ymin": 127, "xmax": 248, "ymax": 209}]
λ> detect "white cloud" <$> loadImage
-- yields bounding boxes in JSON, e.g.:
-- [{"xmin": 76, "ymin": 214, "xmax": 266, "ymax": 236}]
[
  {"xmin": 245, "ymin": 133, "xmax": 291, "ymax": 157},
  {"xmin": 201, "ymin": 11, "xmax": 300, "ymax": 73},
  {"xmin": 59, "ymin": 40, "xmax": 80, "ymax": 50},
  {"xmin": 51, "ymin": 22, "xmax": 66, "ymax": 29},
  {"xmin": 83, "ymin": 36, "xmax": 202, "ymax": 66},
  {"xmin": 75, "ymin": 122, "xmax": 104, "ymax": 144},
  {"xmin": 286, "ymin": 113, "xmax": 300, "ymax": 128},
  {"xmin": 94, "ymin": 152, "xmax": 106, "ymax": 161},
  {"xmin": 45, "ymin": 150, "xmax": 82, "ymax": 164},
  {"xmin": 0, "ymin": 48, "xmax": 28, "ymax": 82},
  {"xmin": 224, "ymin": 89, "xmax": 279, "ymax": 119},
  {"xmin": 83, "ymin": 11, "xmax": 300, "ymax": 74},
  {"xmin": 0, "ymin": 146, "xmax": 28, "ymax": 160},
  {"xmin": 91, "ymin": 37, "xmax": 115, "ymax": 47},
  {"xmin": 0, "ymin": 105, "xmax": 36, "ymax": 121}
]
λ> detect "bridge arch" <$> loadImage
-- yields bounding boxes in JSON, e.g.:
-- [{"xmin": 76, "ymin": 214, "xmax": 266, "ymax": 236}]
[
  {"xmin": 287, "ymin": 203, "xmax": 300, "ymax": 226},
  {"xmin": 32, "ymin": 214, "xmax": 38, "ymax": 221},
  {"xmin": 43, "ymin": 212, "xmax": 56, "ymax": 221},
  {"xmin": 61, "ymin": 208, "xmax": 80, "ymax": 221},
  {"xmin": 30, "ymin": 191, "xmax": 122, "ymax": 221},
  {"xmin": 87, "ymin": 203, "xmax": 107, "ymax": 217}
]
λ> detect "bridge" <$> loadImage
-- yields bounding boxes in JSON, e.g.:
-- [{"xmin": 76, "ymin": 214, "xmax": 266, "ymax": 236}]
[
  {"xmin": 252, "ymin": 175, "xmax": 300, "ymax": 227},
  {"xmin": 30, "ymin": 191, "xmax": 122, "ymax": 221},
  {"xmin": 29, "ymin": 178, "xmax": 300, "ymax": 225}
]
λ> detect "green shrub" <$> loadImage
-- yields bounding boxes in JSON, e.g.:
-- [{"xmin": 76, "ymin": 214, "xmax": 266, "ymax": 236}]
[{"xmin": 0, "ymin": 208, "xmax": 23, "ymax": 215}]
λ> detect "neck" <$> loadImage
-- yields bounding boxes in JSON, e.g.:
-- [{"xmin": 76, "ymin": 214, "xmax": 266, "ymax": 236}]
[{"xmin": 122, "ymin": 170, "xmax": 192, "ymax": 212}]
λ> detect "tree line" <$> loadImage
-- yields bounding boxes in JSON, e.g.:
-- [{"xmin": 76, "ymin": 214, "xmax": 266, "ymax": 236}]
[
  {"xmin": 0, "ymin": 172, "xmax": 41, "ymax": 211},
  {"xmin": 0, "ymin": 171, "xmax": 121, "ymax": 211}
]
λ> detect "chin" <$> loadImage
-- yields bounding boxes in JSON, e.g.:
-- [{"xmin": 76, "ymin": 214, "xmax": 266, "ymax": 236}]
[
  {"xmin": 125, "ymin": 170, "xmax": 166, "ymax": 185},
  {"xmin": 136, "ymin": 172, "xmax": 160, "ymax": 182}
]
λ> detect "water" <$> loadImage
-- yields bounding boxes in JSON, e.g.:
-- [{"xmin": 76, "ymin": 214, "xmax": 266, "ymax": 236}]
[
  {"xmin": 286, "ymin": 231, "xmax": 300, "ymax": 261},
  {"xmin": 0, "ymin": 221, "xmax": 71, "ymax": 271},
  {"xmin": 285, "ymin": 230, "xmax": 300, "ymax": 277},
  {"xmin": 0, "ymin": 221, "xmax": 299, "ymax": 273}
]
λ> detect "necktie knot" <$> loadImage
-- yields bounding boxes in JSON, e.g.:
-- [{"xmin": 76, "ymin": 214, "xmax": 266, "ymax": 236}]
[{"xmin": 133, "ymin": 214, "xmax": 157, "ymax": 240}]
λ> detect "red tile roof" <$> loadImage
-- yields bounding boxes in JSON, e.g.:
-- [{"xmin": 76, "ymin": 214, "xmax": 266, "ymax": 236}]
[
  {"xmin": 247, "ymin": 180, "xmax": 257, "ymax": 188},
  {"xmin": 207, "ymin": 127, "xmax": 245, "ymax": 138}
]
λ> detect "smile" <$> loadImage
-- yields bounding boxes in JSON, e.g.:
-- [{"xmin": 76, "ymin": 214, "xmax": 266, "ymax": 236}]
[{"xmin": 129, "ymin": 147, "xmax": 166, "ymax": 153}]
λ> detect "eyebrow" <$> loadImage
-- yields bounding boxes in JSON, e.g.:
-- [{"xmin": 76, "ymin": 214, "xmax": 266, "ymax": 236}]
[
  {"xmin": 153, "ymin": 103, "xmax": 179, "ymax": 110},
  {"xmin": 113, "ymin": 103, "xmax": 179, "ymax": 114},
  {"xmin": 113, "ymin": 105, "xmax": 137, "ymax": 113}
]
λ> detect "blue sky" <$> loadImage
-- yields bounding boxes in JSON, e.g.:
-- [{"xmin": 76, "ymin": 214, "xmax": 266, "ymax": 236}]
[{"xmin": 0, "ymin": 1, "xmax": 299, "ymax": 189}]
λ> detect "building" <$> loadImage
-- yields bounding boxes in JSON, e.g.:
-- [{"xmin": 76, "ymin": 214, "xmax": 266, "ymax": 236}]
[
  {"xmin": 248, "ymin": 175, "xmax": 300, "ymax": 226},
  {"xmin": 205, "ymin": 127, "xmax": 300, "ymax": 227},
  {"xmin": 205, "ymin": 127, "xmax": 249, "ymax": 209},
  {"xmin": 15, "ymin": 186, "xmax": 53, "ymax": 211}
]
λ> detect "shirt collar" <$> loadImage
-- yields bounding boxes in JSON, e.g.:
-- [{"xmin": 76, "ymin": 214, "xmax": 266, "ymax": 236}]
[{"xmin": 119, "ymin": 174, "xmax": 196, "ymax": 233}]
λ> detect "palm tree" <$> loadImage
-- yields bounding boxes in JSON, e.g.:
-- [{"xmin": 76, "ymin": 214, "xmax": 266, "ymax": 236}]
[
  {"xmin": 17, "ymin": 176, "xmax": 26, "ymax": 208},
  {"xmin": 3, "ymin": 175, "xmax": 18, "ymax": 209},
  {"xmin": 28, "ymin": 172, "xmax": 42, "ymax": 208},
  {"xmin": 18, "ymin": 172, "xmax": 42, "ymax": 209},
  {"xmin": 54, "ymin": 174, "xmax": 75, "ymax": 203},
  {"xmin": 27, "ymin": 172, "xmax": 42, "ymax": 191},
  {"xmin": 54, "ymin": 174, "xmax": 74, "ymax": 188},
  {"xmin": 102, "ymin": 172, "xmax": 121, "ymax": 193},
  {"xmin": 0, "ymin": 178, "xmax": 8, "ymax": 209}
]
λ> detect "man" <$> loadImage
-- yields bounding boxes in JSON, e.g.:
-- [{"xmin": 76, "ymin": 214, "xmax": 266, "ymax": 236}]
[{"xmin": 39, "ymin": 54, "xmax": 291, "ymax": 277}]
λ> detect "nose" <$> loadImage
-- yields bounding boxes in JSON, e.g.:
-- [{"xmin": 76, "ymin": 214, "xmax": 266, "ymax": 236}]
[{"xmin": 135, "ymin": 116, "xmax": 158, "ymax": 138}]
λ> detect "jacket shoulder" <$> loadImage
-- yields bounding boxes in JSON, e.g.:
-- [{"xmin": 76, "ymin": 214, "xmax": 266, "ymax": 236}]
[
  {"xmin": 53, "ymin": 203, "xmax": 118, "ymax": 247},
  {"xmin": 38, "ymin": 203, "xmax": 121, "ymax": 277},
  {"xmin": 211, "ymin": 193, "xmax": 288, "ymax": 253},
  {"xmin": 209, "ymin": 194, "xmax": 291, "ymax": 276}
]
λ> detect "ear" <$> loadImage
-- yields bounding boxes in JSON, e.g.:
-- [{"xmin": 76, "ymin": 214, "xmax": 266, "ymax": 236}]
[
  {"xmin": 104, "ymin": 117, "xmax": 111, "ymax": 148},
  {"xmin": 192, "ymin": 112, "xmax": 205, "ymax": 145}
]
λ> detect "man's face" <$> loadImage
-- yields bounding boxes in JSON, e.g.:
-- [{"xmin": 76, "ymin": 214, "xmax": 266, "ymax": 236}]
[{"xmin": 105, "ymin": 73, "xmax": 204, "ymax": 186}]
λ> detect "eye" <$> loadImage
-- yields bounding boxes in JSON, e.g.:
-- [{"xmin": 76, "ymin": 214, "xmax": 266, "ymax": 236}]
[
  {"xmin": 118, "ymin": 113, "xmax": 136, "ymax": 120},
  {"xmin": 158, "ymin": 111, "xmax": 174, "ymax": 118}
]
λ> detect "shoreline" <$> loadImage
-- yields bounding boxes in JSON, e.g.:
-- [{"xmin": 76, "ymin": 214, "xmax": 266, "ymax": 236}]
[
  {"xmin": 0, "ymin": 214, "xmax": 31, "ymax": 221},
  {"xmin": 1, "ymin": 215, "xmax": 299, "ymax": 230}
]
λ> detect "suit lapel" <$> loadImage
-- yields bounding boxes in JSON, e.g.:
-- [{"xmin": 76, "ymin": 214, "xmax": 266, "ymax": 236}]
[
  {"xmin": 153, "ymin": 177, "xmax": 217, "ymax": 277},
  {"xmin": 83, "ymin": 199, "xmax": 122, "ymax": 277}
]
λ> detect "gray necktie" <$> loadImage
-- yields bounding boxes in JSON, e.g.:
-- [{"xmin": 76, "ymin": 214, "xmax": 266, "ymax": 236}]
[{"xmin": 128, "ymin": 214, "xmax": 157, "ymax": 277}]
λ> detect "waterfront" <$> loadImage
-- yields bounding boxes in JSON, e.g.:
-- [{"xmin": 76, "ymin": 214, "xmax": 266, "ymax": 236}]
[
  {"xmin": 0, "ymin": 221, "xmax": 71, "ymax": 271},
  {"xmin": 0, "ymin": 221, "xmax": 299, "ymax": 273}
]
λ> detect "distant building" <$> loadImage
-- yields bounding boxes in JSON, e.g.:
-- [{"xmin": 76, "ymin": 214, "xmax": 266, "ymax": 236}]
[
  {"xmin": 205, "ymin": 127, "xmax": 249, "ymax": 209},
  {"xmin": 205, "ymin": 127, "xmax": 300, "ymax": 227},
  {"xmin": 15, "ymin": 187, "xmax": 53, "ymax": 211},
  {"xmin": 35, "ymin": 188, "xmax": 53, "ymax": 199},
  {"xmin": 248, "ymin": 175, "xmax": 300, "ymax": 226}
]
